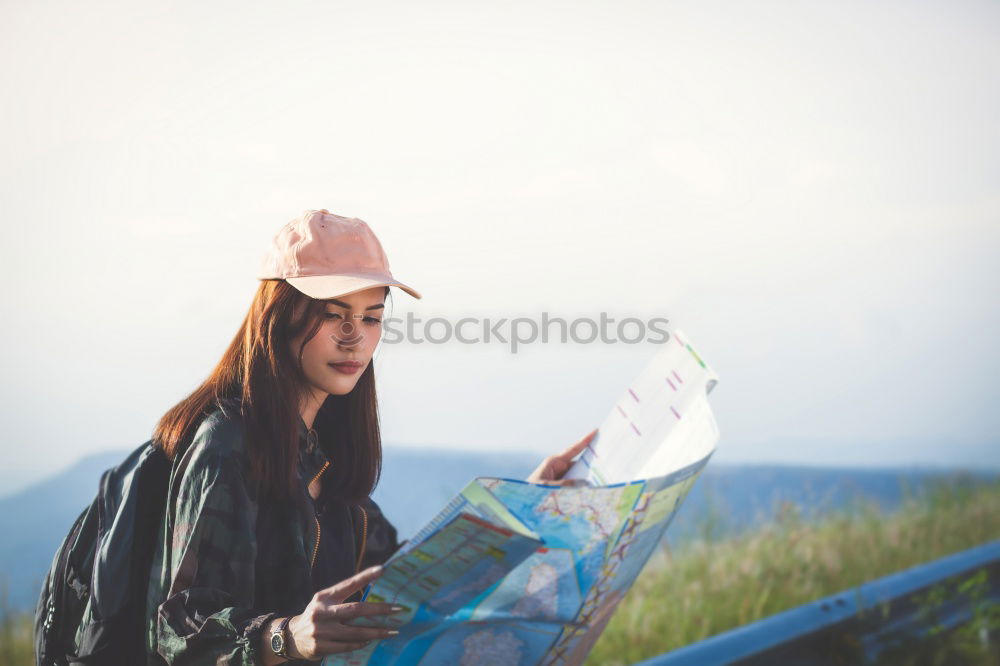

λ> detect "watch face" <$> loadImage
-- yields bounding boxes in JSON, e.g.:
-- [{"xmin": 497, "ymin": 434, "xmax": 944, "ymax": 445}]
[{"xmin": 271, "ymin": 632, "xmax": 284, "ymax": 654}]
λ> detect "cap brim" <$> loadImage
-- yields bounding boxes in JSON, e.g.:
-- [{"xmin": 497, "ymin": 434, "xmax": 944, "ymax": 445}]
[{"xmin": 284, "ymin": 274, "xmax": 422, "ymax": 300}]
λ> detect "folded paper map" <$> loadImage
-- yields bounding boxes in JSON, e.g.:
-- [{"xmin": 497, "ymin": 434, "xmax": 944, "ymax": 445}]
[{"xmin": 324, "ymin": 324, "xmax": 720, "ymax": 666}]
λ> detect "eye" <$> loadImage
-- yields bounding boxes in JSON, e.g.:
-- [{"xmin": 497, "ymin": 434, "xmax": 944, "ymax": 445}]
[
  {"xmin": 362, "ymin": 316, "xmax": 382, "ymax": 326},
  {"xmin": 323, "ymin": 312, "xmax": 343, "ymax": 320}
]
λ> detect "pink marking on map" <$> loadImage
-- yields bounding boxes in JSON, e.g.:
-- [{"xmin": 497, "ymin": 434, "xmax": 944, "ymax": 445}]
[
  {"xmin": 670, "ymin": 406, "xmax": 681, "ymax": 419},
  {"xmin": 617, "ymin": 405, "xmax": 627, "ymax": 418},
  {"xmin": 675, "ymin": 334, "xmax": 684, "ymax": 346},
  {"xmin": 628, "ymin": 388, "xmax": 640, "ymax": 402},
  {"xmin": 666, "ymin": 377, "xmax": 676, "ymax": 391},
  {"xmin": 672, "ymin": 370, "xmax": 683, "ymax": 384},
  {"xmin": 630, "ymin": 422, "xmax": 641, "ymax": 436}
]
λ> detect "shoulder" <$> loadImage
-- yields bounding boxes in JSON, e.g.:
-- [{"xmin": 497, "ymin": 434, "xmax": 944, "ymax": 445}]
[
  {"xmin": 174, "ymin": 399, "xmax": 251, "ymax": 488},
  {"xmin": 191, "ymin": 399, "xmax": 248, "ymax": 457},
  {"xmin": 164, "ymin": 400, "xmax": 261, "ymax": 563}
]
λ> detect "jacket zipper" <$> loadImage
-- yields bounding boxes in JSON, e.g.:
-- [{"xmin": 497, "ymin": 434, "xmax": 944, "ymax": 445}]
[
  {"xmin": 307, "ymin": 460, "xmax": 369, "ymax": 573},
  {"xmin": 309, "ymin": 461, "xmax": 330, "ymax": 569}
]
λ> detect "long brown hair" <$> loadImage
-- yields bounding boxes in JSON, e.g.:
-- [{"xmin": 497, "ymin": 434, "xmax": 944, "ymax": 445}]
[{"xmin": 152, "ymin": 280, "xmax": 390, "ymax": 504}]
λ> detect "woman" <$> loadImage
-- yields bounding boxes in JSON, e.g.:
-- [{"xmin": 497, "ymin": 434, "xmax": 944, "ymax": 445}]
[{"xmin": 144, "ymin": 209, "xmax": 596, "ymax": 665}]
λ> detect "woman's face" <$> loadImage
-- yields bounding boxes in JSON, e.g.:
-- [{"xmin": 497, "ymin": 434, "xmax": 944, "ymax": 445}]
[{"xmin": 291, "ymin": 286, "xmax": 386, "ymax": 401}]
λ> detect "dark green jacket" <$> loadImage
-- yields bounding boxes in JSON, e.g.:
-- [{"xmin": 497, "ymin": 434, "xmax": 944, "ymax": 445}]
[{"xmin": 145, "ymin": 399, "xmax": 400, "ymax": 665}]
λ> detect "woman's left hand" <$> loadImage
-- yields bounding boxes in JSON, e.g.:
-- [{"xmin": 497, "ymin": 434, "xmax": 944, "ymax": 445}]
[{"xmin": 526, "ymin": 428, "xmax": 598, "ymax": 485}]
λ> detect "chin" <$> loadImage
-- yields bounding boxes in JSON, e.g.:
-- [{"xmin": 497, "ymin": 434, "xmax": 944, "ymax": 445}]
[{"xmin": 324, "ymin": 378, "xmax": 362, "ymax": 396}]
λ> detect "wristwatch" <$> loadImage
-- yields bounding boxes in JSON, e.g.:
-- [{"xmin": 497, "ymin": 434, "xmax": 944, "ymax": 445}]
[{"xmin": 270, "ymin": 616, "xmax": 293, "ymax": 659}]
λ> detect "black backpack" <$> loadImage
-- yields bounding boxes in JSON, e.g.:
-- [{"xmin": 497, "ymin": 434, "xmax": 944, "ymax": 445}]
[{"xmin": 34, "ymin": 439, "xmax": 171, "ymax": 666}]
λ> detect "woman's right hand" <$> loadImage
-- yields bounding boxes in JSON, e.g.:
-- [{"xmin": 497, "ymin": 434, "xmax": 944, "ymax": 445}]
[{"xmin": 286, "ymin": 565, "xmax": 404, "ymax": 660}]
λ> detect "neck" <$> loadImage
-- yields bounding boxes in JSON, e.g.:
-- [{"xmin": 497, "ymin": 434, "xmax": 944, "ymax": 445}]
[{"xmin": 298, "ymin": 388, "xmax": 328, "ymax": 431}]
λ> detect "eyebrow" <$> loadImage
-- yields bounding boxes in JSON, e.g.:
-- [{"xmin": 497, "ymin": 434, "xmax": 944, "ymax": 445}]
[{"xmin": 324, "ymin": 298, "xmax": 385, "ymax": 311}]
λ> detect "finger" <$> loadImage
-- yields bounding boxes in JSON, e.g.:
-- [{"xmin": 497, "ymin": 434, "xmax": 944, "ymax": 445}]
[
  {"xmin": 317, "ymin": 639, "xmax": 373, "ymax": 654},
  {"xmin": 557, "ymin": 428, "xmax": 598, "ymax": 460},
  {"xmin": 321, "ymin": 602, "xmax": 406, "ymax": 622},
  {"xmin": 318, "ymin": 566, "xmax": 384, "ymax": 603},
  {"xmin": 544, "ymin": 478, "xmax": 588, "ymax": 487},
  {"xmin": 320, "ymin": 624, "xmax": 399, "ymax": 642}
]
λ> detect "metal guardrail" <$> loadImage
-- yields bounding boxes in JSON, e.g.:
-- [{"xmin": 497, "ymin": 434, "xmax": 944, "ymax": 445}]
[{"xmin": 635, "ymin": 539, "xmax": 1000, "ymax": 666}]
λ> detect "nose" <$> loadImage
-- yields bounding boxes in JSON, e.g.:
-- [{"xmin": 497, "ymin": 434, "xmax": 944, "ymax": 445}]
[
  {"xmin": 337, "ymin": 337, "xmax": 360, "ymax": 350},
  {"xmin": 331, "ymin": 319, "xmax": 365, "ymax": 349}
]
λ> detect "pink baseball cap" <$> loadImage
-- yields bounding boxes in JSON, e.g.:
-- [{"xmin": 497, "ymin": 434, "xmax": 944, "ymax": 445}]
[{"xmin": 257, "ymin": 209, "xmax": 422, "ymax": 300}]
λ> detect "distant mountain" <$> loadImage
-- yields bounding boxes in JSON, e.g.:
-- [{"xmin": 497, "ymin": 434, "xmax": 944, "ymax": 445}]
[
  {"xmin": 0, "ymin": 449, "xmax": 134, "ymax": 613},
  {"xmin": 664, "ymin": 463, "xmax": 998, "ymax": 543},
  {"xmin": 2, "ymin": 446, "xmax": 995, "ymax": 613}
]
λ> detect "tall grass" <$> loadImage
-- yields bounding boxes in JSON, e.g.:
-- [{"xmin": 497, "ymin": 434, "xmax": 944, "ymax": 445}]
[
  {"xmin": 586, "ymin": 475, "xmax": 1000, "ymax": 665},
  {"xmin": 0, "ymin": 576, "xmax": 33, "ymax": 666}
]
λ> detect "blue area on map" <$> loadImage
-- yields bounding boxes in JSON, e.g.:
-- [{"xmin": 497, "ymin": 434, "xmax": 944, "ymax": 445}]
[
  {"xmin": 416, "ymin": 620, "xmax": 565, "ymax": 666},
  {"xmin": 486, "ymin": 481, "xmax": 634, "ymax": 553},
  {"xmin": 470, "ymin": 547, "xmax": 583, "ymax": 623}
]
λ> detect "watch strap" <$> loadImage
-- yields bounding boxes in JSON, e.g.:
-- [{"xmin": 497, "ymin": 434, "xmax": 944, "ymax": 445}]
[{"xmin": 271, "ymin": 615, "xmax": 293, "ymax": 658}]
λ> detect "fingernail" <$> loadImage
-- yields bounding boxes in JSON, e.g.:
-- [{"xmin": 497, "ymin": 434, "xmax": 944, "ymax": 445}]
[
  {"xmin": 390, "ymin": 605, "xmax": 407, "ymax": 612},
  {"xmin": 387, "ymin": 629, "xmax": 399, "ymax": 635},
  {"xmin": 368, "ymin": 565, "xmax": 384, "ymax": 574}
]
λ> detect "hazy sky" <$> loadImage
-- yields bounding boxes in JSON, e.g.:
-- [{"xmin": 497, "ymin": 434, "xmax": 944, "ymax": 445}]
[{"xmin": 1, "ymin": 0, "xmax": 998, "ymax": 495}]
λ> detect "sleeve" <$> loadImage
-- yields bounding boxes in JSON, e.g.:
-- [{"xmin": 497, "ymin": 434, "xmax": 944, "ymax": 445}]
[
  {"xmin": 357, "ymin": 497, "xmax": 405, "ymax": 570},
  {"xmin": 154, "ymin": 419, "xmax": 278, "ymax": 666}
]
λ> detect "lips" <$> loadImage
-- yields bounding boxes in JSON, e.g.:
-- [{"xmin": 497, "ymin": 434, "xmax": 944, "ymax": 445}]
[{"xmin": 328, "ymin": 360, "xmax": 363, "ymax": 375}]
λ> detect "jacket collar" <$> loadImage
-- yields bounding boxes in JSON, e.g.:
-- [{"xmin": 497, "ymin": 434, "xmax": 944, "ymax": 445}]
[
  {"xmin": 296, "ymin": 413, "xmax": 330, "ymax": 476},
  {"xmin": 218, "ymin": 397, "xmax": 330, "ymax": 475}
]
